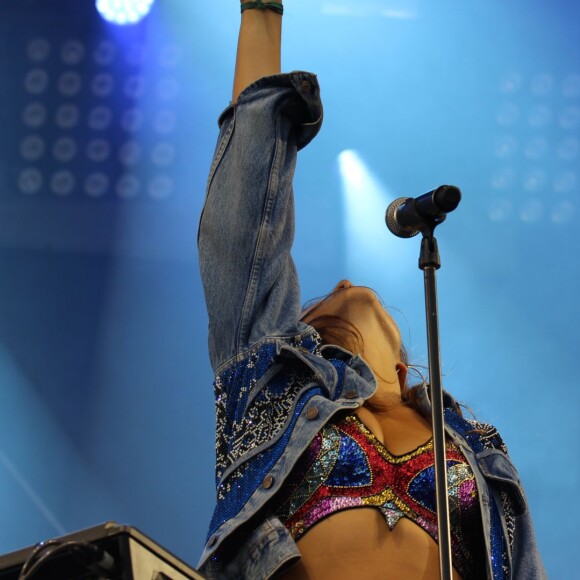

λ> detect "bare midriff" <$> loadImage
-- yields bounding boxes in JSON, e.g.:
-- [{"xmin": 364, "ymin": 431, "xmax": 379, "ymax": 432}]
[{"xmin": 278, "ymin": 405, "xmax": 463, "ymax": 580}]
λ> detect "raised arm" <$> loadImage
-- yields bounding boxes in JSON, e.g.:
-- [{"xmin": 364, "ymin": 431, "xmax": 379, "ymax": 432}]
[
  {"xmin": 197, "ymin": 11, "xmax": 325, "ymax": 569},
  {"xmin": 198, "ymin": 2, "xmax": 322, "ymax": 372},
  {"xmin": 233, "ymin": 2, "xmax": 283, "ymax": 102}
]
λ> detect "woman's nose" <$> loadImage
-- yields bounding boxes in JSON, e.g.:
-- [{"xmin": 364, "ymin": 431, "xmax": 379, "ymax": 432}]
[{"xmin": 333, "ymin": 279, "xmax": 352, "ymax": 292}]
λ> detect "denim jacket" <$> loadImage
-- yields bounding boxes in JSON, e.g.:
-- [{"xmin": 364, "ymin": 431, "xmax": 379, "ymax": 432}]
[{"xmin": 197, "ymin": 72, "xmax": 546, "ymax": 580}]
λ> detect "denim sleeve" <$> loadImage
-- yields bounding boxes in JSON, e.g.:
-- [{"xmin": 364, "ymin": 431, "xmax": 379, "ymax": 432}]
[{"xmin": 198, "ymin": 72, "xmax": 323, "ymax": 372}]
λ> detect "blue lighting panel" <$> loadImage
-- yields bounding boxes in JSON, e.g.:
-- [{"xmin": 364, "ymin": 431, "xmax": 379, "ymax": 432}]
[{"xmin": 96, "ymin": 0, "xmax": 155, "ymax": 25}]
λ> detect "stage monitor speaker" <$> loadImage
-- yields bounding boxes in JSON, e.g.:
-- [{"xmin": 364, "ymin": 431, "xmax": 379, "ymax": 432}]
[{"xmin": 0, "ymin": 521, "xmax": 206, "ymax": 579}]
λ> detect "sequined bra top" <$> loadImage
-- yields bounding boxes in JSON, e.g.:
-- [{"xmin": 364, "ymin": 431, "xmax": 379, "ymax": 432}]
[{"xmin": 275, "ymin": 414, "xmax": 486, "ymax": 579}]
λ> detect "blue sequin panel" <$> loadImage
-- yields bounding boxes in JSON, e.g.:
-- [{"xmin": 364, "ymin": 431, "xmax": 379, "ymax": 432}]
[
  {"xmin": 444, "ymin": 408, "xmax": 510, "ymax": 580},
  {"xmin": 214, "ymin": 333, "xmax": 321, "ymax": 483},
  {"xmin": 326, "ymin": 434, "xmax": 371, "ymax": 487},
  {"xmin": 407, "ymin": 460, "xmax": 462, "ymax": 513},
  {"xmin": 207, "ymin": 385, "xmax": 323, "ymax": 539}
]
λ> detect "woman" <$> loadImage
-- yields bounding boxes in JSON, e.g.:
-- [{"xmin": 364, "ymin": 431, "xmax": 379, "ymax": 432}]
[{"xmin": 197, "ymin": 2, "xmax": 546, "ymax": 578}]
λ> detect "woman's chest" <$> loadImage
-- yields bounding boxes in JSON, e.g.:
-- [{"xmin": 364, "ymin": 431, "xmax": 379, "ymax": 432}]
[{"xmin": 355, "ymin": 405, "xmax": 433, "ymax": 456}]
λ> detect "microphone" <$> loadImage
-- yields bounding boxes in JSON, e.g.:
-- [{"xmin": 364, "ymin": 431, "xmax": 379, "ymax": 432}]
[{"xmin": 385, "ymin": 185, "xmax": 461, "ymax": 238}]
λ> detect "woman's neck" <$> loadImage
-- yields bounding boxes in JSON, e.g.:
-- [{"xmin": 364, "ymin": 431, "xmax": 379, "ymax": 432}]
[{"xmin": 366, "ymin": 387, "xmax": 404, "ymax": 413}]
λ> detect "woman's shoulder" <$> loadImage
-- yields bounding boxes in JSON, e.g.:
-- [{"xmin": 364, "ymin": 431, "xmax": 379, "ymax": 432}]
[
  {"xmin": 464, "ymin": 419, "xmax": 510, "ymax": 455},
  {"xmin": 405, "ymin": 383, "xmax": 510, "ymax": 455},
  {"xmin": 444, "ymin": 407, "xmax": 510, "ymax": 456}
]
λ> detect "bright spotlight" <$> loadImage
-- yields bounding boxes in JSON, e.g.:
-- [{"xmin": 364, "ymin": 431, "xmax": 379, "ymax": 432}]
[
  {"xmin": 338, "ymin": 150, "xmax": 393, "ymax": 280},
  {"xmin": 337, "ymin": 149, "xmax": 414, "ymax": 287},
  {"xmin": 96, "ymin": 0, "xmax": 156, "ymax": 25}
]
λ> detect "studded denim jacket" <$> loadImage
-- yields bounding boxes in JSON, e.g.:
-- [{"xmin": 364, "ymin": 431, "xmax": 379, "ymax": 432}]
[{"xmin": 197, "ymin": 72, "xmax": 546, "ymax": 580}]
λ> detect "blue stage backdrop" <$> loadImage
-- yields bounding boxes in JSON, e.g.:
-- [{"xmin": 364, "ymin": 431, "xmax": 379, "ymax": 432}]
[{"xmin": 0, "ymin": 0, "xmax": 576, "ymax": 577}]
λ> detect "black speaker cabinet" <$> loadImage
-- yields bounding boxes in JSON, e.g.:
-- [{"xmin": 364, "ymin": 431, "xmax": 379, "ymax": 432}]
[{"xmin": 0, "ymin": 522, "xmax": 206, "ymax": 579}]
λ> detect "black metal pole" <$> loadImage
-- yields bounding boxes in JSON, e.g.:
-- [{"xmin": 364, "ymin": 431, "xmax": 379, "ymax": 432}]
[
  {"xmin": 419, "ymin": 235, "xmax": 452, "ymax": 580},
  {"xmin": 385, "ymin": 185, "xmax": 462, "ymax": 580}
]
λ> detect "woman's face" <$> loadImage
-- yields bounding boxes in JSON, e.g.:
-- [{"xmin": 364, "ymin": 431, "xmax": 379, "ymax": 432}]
[
  {"xmin": 302, "ymin": 280, "xmax": 408, "ymax": 395},
  {"xmin": 301, "ymin": 279, "xmax": 402, "ymax": 356}
]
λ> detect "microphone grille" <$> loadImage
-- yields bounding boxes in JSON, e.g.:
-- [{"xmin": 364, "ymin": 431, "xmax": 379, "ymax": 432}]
[
  {"xmin": 434, "ymin": 185, "xmax": 462, "ymax": 213},
  {"xmin": 385, "ymin": 197, "xmax": 420, "ymax": 238}
]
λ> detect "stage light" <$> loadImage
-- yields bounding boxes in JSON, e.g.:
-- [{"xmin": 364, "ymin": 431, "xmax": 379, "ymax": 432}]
[
  {"xmin": 551, "ymin": 201, "xmax": 574, "ymax": 224},
  {"xmin": 50, "ymin": 170, "xmax": 76, "ymax": 197},
  {"xmin": 85, "ymin": 173, "xmax": 110, "ymax": 198},
  {"xmin": 491, "ymin": 71, "xmax": 579, "ymax": 226},
  {"xmin": 337, "ymin": 150, "xmax": 401, "ymax": 284},
  {"xmin": 14, "ymin": 32, "xmax": 182, "ymax": 203},
  {"xmin": 96, "ymin": 0, "xmax": 156, "ymax": 26},
  {"xmin": 18, "ymin": 168, "xmax": 43, "ymax": 195}
]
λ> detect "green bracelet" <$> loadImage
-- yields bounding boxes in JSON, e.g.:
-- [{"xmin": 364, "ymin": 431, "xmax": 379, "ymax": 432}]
[{"xmin": 241, "ymin": 1, "xmax": 284, "ymax": 15}]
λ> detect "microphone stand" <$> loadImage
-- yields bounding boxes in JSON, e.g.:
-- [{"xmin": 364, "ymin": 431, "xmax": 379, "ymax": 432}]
[
  {"xmin": 419, "ymin": 228, "xmax": 453, "ymax": 580},
  {"xmin": 385, "ymin": 185, "xmax": 461, "ymax": 580}
]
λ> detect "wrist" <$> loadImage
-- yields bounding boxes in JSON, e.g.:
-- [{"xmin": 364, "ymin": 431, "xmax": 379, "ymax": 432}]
[{"xmin": 240, "ymin": 1, "xmax": 284, "ymax": 15}]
